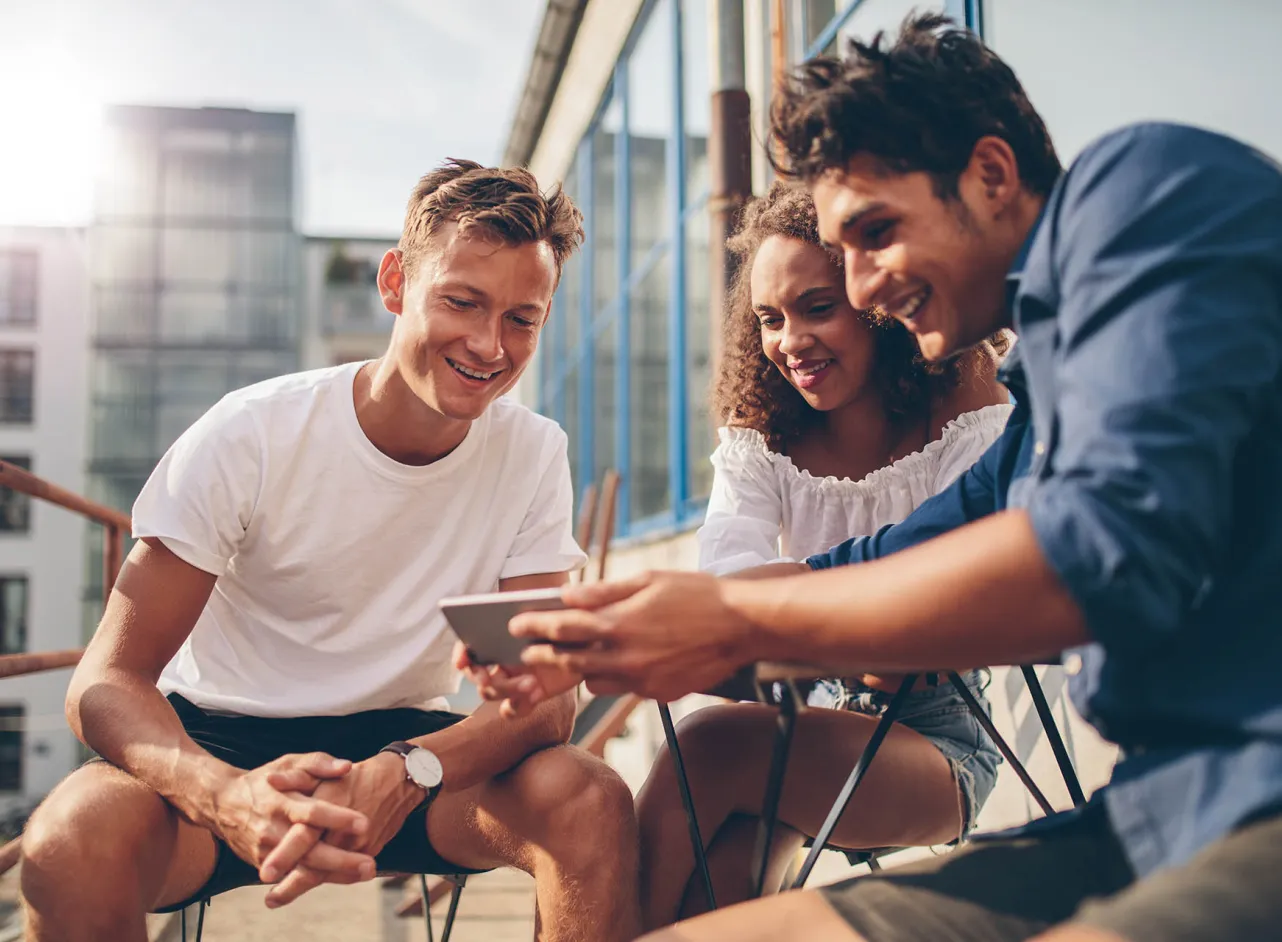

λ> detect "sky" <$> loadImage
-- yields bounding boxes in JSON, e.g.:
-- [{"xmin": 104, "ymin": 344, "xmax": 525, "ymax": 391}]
[{"xmin": 0, "ymin": 0, "xmax": 544, "ymax": 235}]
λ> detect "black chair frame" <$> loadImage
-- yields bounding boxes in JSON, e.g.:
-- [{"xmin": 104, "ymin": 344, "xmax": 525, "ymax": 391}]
[
  {"xmin": 659, "ymin": 664, "xmax": 1086, "ymax": 909},
  {"xmin": 179, "ymin": 871, "xmax": 468, "ymax": 942}
]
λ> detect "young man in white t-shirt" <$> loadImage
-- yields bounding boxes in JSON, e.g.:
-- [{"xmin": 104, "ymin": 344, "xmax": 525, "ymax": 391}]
[{"xmin": 20, "ymin": 160, "xmax": 640, "ymax": 942}]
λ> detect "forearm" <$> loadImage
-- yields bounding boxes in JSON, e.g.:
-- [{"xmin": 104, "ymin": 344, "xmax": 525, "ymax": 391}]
[
  {"xmin": 726, "ymin": 561, "xmax": 811, "ymax": 581},
  {"xmin": 410, "ymin": 690, "xmax": 576, "ymax": 791},
  {"xmin": 726, "ymin": 510, "xmax": 1090, "ymax": 673},
  {"xmin": 67, "ymin": 664, "xmax": 236, "ymax": 829}
]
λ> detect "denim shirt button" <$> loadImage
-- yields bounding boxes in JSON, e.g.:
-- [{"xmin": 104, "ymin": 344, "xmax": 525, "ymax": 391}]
[
  {"xmin": 1063, "ymin": 653, "xmax": 1083, "ymax": 676},
  {"xmin": 1034, "ymin": 440, "xmax": 1047, "ymax": 456}
]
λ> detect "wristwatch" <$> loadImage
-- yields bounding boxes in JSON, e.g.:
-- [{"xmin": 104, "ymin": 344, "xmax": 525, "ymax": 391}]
[{"xmin": 379, "ymin": 741, "xmax": 445, "ymax": 807}]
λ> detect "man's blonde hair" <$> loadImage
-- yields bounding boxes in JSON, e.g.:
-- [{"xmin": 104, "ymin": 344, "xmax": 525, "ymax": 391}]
[{"xmin": 399, "ymin": 158, "xmax": 584, "ymax": 279}]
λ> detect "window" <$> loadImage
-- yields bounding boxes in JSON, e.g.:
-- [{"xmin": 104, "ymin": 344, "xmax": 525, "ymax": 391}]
[
  {"xmin": 537, "ymin": 0, "xmax": 980, "ymax": 536},
  {"xmin": 0, "ymin": 706, "xmax": 23, "ymax": 791},
  {"xmin": 0, "ymin": 350, "xmax": 34, "ymax": 424},
  {"xmin": 0, "ymin": 578, "xmax": 26, "ymax": 655},
  {"xmin": 0, "ymin": 251, "xmax": 37, "ymax": 327},
  {"xmin": 539, "ymin": 0, "xmax": 709, "ymax": 535},
  {"xmin": 0, "ymin": 457, "xmax": 31, "ymax": 533}
]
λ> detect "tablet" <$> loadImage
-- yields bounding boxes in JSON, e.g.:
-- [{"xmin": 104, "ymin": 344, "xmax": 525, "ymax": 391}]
[{"xmin": 439, "ymin": 587, "xmax": 568, "ymax": 666}]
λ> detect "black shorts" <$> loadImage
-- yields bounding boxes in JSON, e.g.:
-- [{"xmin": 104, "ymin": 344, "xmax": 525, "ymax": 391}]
[
  {"xmin": 148, "ymin": 694, "xmax": 489, "ymax": 914},
  {"xmin": 820, "ymin": 800, "xmax": 1282, "ymax": 942}
]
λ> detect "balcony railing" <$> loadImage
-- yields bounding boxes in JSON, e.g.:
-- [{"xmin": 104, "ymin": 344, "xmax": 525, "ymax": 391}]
[{"xmin": 0, "ymin": 460, "xmax": 127, "ymax": 875}]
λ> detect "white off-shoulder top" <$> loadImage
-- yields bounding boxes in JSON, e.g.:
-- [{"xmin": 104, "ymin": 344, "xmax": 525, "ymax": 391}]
[{"xmin": 697, "ymin": 404, "xmax": 1013, "ymax": 574}]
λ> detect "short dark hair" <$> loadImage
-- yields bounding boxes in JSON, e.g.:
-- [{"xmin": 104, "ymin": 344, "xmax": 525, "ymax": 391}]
[
  {"xmin": 770, "ymin": 13, "xmax": 1061, "ymax": 198},
  {"xmin": 399, "ymin": 158, "xmax": 584, "ymax": 278}
]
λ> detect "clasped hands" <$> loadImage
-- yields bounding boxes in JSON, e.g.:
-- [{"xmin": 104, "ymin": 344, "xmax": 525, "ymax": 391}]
[{"xmin": 210, "ymin": 748, "xmax": 423, "ymax": 909}]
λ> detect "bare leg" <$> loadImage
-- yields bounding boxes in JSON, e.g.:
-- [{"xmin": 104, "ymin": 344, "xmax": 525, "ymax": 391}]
[
  {"xmin": 427, "ymin": 744, "xmax": 640, "ymax": 942},
  {"xmin": 637, "ymin": 703, "xmax": 962, "ymax": 931},
  {"xmin": 676, "ymin": 814, "xmax": 805, "ymax": 919},
  {"xmin": 641, "ymin": 890, "xmax": 863, "ymax": 942},
  {"xmin": 22, "ymin": 763, "xmax": 219, "ymax": 942},
  {"xmin": 1032, "ymin": 931, "xmax": 1127, "ymax": 942}
]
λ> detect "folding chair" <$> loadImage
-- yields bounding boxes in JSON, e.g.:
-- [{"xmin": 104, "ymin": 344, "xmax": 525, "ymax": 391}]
[{"xmin": 659, "ymin": 662, "xmax": 1086, "ymax": 908}]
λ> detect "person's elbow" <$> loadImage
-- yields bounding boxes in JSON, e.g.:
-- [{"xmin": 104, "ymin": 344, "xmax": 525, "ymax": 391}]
[{"xmin": 1027, "ymin": 480, "xmax": 1213, "ymax": 657}]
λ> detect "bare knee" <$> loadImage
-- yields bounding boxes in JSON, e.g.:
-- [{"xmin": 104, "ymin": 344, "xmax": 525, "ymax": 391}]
[
  {"xmin": 22, "ymin": 765, "xmax": 173, "ymax": 909},
  {"xmin": 516, "ymin": 746, "xmax": 637, "ymax": 866}
]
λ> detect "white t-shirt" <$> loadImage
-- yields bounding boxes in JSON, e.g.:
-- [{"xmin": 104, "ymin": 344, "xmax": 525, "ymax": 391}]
[
  {"xmin": 133, "ymin": 361, "xmax": 587, "ymax": 718},
  {"xmin": 697, "ymin": 404, "xmax": 1012, "ymax": 574}
]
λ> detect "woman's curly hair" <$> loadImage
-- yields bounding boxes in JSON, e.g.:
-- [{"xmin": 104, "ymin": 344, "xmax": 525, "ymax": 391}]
[{"xmin": 712, "ymin": 181, "xmax": 977, "ymax": 452}]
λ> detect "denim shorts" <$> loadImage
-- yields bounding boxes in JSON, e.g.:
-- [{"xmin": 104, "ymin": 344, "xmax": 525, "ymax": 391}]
[{"xmin": 810, "ymin": 669, "xmax": 1001, "ymax": 834}]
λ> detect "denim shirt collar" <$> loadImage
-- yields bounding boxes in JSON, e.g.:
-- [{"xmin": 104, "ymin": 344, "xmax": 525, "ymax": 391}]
[{"xmin": 996, "ymin": 205, "xmax": 1050, "ymax": 395}]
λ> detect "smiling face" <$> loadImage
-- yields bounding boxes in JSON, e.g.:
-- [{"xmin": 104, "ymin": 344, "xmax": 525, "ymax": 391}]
[
  {"xmin": 750, "ymin": 233, "xmax": 879, "ymax": 412},
  {"xmin": 378, "ymin": 222, "xmax": 557, "ymax": 421},
  {"xmin": 811, "ymin": 148, "xmax": 1024, "ymax": 361}
]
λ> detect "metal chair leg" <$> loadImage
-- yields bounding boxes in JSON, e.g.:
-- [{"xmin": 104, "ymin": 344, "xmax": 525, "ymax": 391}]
[
  {"xmin": 180, "ymin": 906, "xmax": 186, "ymax": 942},
  {"xmin": 419, "ymin": 873, "xmax": 435, "ymax": 942},
  {"xmin": 790, "ymin": 675, "xmax": 917, "ymax": 890},
  {"xmin": 750, "ymin": 684, "xmax": 800, "ymax": 898},
  {"xmin": 1021, "ymin": 666, "xmax": 1087, "ymax": 807},
  {"xmin": 193, "ymin": 899, "xmax": 207, "ymax": 942},
  {"xmin": 440, "ymin": 874, "xmax": 466, "ymax": 942},
  {"xmin": 658, "ymin": 702, "xmax": 717, "ymax": 910},
  {"xmin": 948, "ymin": 672, "xmax": 1055, "ymax": 816}
]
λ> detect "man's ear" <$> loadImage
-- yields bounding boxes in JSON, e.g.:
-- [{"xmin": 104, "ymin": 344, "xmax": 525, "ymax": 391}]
[
  {"xmin": 963, "ymin": 135, "xmax": 1022, "ymax": 220},
  {"xmin": 378, "ymin": 249, "xmax": 406, "ymax": 316}
]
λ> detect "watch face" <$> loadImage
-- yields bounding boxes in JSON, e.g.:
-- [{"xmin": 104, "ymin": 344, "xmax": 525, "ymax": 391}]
[{"xmin": 404, "ymin": 748, "xmax": 444, "ymax": 789}]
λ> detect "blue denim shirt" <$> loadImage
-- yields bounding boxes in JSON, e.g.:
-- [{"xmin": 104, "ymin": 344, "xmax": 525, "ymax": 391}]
[{"xmin": 807, "ymin": 123, "xmax": 1282, "ymax": 878}]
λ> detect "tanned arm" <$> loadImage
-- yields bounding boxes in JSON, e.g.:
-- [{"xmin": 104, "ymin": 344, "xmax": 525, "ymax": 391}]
[{"xmin": 729, "ymin": 510, "xmax": 1088, "ymax": 673}]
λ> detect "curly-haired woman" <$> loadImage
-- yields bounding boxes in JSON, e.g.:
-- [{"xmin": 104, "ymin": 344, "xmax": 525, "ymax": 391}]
[{"xmin": 635, "ymin": 182, "xmax": 1010, "ymax": 929}]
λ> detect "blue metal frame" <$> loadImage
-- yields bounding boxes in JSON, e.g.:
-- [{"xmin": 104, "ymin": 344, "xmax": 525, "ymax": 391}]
[
  {"xmin": 805, "ymin": 0, "xmax": 867, "ymax": 60},
  {"xmin": 614, "ymin": 60, "xmax": 633, "ymax": 531},
  {"xmin": 576, "ymin": 141, "xmax": 595, "ymax": 490},
  {"xmin": 667, "ymin": 0, "xmax": 690, "ymax": 528}
]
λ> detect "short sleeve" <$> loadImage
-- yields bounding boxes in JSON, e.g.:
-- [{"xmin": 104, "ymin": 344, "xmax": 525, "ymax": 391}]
[
  {"xmin": 932, "ymin": 405, "xmax": 1013, "ymax": 494},
  {"xmin": 500, "ymin": 426, "xmax": 588, "ymax": 579},
  {"xmin": 132, "ymin": 396, "xmax": 266, "ymax": 576},
  {"xmin": 697, "ymin": 427, "xmax": 791, "ymax": 575}
]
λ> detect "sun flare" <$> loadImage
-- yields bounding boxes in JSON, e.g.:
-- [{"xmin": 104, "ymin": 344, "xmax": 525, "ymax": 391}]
[{"xmin": 0, "ymin": 43, "xmax": 104, "ymax": 226}]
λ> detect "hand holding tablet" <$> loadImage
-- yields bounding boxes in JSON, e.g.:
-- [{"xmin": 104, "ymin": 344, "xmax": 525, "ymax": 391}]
[{"xmin": 439, "ymin": 586, "xmax": 568, "ymax": 666}]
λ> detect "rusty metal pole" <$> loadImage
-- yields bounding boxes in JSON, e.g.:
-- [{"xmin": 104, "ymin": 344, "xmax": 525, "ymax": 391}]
[
  {"xmin": 708, "ymin": 0, "xmax": 753, "ymax": 373},
  {"xmin": 103, "ymin": 524, "xmax": 123, "ymax": 603}
]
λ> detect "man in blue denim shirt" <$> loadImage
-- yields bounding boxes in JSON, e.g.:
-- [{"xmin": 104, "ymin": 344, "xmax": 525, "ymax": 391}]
[{"xmin": 504, "ymin": 14, "xmax": 1282, "ymax": 942}]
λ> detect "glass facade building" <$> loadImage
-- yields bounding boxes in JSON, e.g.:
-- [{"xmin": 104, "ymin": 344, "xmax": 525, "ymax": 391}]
[
  {"xmin": 85, "ymin": 106, "xmax": 301, "ymax": 624},
  {"xmin": 533, "ymin": 0, "xmax": 980, "ymax": 539}
]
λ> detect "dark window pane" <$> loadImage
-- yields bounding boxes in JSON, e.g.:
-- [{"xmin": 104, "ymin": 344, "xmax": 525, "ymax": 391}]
[
  {"xmin": 630, "ymin": 254, "xmax": 672, "ymax": 520},
  {"xmin": 0, "ymin": 250, "xmax": 38, "ymax": 326},
  {"xmin": 0, "ymin": 706, "xmax": 24, "ymax": 791},
  {"xmin": 0, "ymin": 350, "xmax": 34, "ymax": 424},
  {"xmin": 0, "ymin": 456, "xmax": 31, "ymax": 533},
  {"xmin": 0, "ymin": 578, "xmax": 27, "ymax": 655}
]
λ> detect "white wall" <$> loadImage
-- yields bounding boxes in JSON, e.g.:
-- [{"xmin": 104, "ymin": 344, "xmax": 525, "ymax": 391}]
[
  {"xmin": 985, "ymin": 0, "xmax": 1282, "ymax": 164},
  {"xmin": 0, "ymin": 227, "xmax": 90, "ymax": 814}
]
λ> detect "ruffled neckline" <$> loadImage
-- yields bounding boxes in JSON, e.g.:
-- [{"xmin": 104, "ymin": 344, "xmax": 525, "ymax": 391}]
[{"xmin": 718, "ymin": 403, "xmax": 1012, "ymax": 493}]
